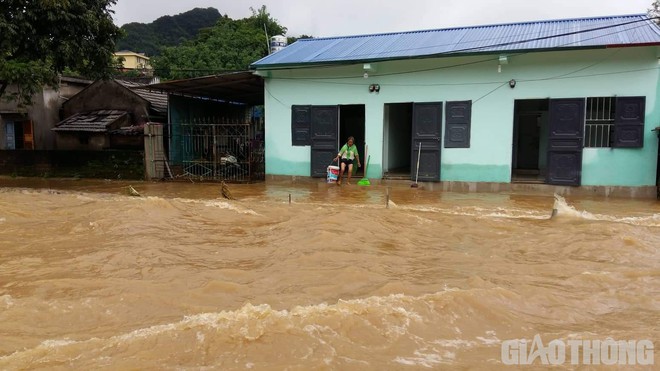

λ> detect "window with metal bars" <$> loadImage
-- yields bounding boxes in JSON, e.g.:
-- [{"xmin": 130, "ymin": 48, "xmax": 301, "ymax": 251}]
[{"xmin": 584, "ymin": 97, "xmax": 615, "ymax": 148}]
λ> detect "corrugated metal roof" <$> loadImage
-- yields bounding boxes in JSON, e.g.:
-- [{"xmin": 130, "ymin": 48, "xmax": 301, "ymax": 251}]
[
  {"xmin": 144, "ymin": 71, "xmax": 264, "ymax": 105},
  {"xmin": 251, "ymin": 14, "xmax": 660, "ymax": 68}
]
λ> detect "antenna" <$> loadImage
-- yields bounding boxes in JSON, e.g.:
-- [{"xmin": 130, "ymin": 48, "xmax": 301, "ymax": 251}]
[{"xmin": 264, "ymin": 24, "xmax": 270, "ymax": 53}]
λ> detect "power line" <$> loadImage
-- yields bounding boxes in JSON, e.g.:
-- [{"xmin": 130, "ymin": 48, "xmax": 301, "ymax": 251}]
[
  {"xmin": 113, "ymin": 16, "xmax": 660, "ymax": 78},
  {"xmin": 112, "ymin": 16, "xmax": 660, "ymax": 95}
]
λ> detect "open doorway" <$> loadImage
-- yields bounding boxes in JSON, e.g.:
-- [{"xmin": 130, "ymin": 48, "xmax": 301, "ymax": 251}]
[
  {"xmin": 383, "ymin": 103, "xmax": 413, "ymax": 179},
  {"xmin": 512, "ymin": 99, "xmax": 549, "ymax": 183},
  {"xmin": 3, "ymin": 117, "xmax": 33, "ymax": 150},
  {"xmin": 339, "ymin": 104, "xmax": 365, "ymax": 176}
]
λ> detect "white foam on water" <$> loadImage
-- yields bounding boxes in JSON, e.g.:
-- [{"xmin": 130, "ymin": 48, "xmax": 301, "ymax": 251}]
[
  {"xmin": 431, "ymin": 339, "xmax": 477, "ymax": 348},
  {"xmin": 407, "ymin": 214, "xmax": 433, "ymax": 224},
  {"xmin": 0, "ymin": 294, "xmax": 14, "ymax": 308},
  {"xmin": 476, "ymin": 335, "xmax": 500, "ymax": 346},
  {"xmin": 0, "ymin": 288, "xmax": 471, "ymax": 363},
  {"xmin": 0, "ymin": 338, "xmax": 86, "ymax": 363},
  {"xmin": 172, "ymin": 198, "xmax": 261, "ymax": 216},
  {"xmin": 398, "ymin": 205, "xmax": 549, "ymax": 220},
  {"xmin": 394, "ymin": 349, "xmax": 449, "ymax": 367},
  {"xmin": 205, "ymin": 200, "xmax": 261, "ymax": 216},
  {"xmin": 40, "ymin": 339, "xmax": 79, "ymax": 348},
  {"xmin": 553, "ymin": 194, "xmax": 660, "ymax": 227}
]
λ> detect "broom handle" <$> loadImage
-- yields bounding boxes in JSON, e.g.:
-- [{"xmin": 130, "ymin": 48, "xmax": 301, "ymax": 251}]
[{"xmin": 415, "ymin": 142, "xmax": 421, "ymax": 183}]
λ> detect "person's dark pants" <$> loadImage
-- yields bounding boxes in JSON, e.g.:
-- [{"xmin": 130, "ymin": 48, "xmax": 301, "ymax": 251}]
[{"xmin": 338, "ymin": 159, "xmax": 353, "ymax": 184}]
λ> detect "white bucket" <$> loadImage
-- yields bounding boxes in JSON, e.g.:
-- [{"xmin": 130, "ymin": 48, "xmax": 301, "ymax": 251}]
[{"xmin": 327, "ymin": 165, "xmax": 339, "ymax": 183}]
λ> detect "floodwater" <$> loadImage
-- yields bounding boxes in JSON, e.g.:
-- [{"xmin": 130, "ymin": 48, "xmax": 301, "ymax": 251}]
[{"xmin": 0, "ymin": 177, "xmax": 658, "ymax": 370}]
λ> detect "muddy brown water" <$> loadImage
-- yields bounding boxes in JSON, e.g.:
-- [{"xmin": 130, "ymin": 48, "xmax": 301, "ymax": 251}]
[{"xmin": 0, "ymin": 177, "xmax": 658, "ymax": 369}]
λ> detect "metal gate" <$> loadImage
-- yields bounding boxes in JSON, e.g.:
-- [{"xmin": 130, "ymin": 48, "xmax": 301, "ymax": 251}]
[
  {"xmin": 177, "ymin": 118, "xmax": 264, "ymax": 182},
  {"xmin": 144, "ymin": 123, "xmax": 166, "ymax": 180}
]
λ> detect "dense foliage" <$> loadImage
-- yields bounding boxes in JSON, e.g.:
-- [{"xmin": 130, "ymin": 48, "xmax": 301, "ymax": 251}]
[
  {"xmin": 152, "ymin": 6, "xmax": 287, "ymax": 80},
  {"xmin": 651, "ymin": 0, "xmax": 660, "ymax": 24},
  {"xmin": 0, "ymin": 0, "xmax": 120, "ymax": 106},
  {"xmin": 116, "ymin": 7, "xmax": 222, "ymax": 57}
]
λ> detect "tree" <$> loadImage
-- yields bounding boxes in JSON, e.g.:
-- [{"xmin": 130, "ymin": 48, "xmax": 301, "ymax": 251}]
[
  {"xmin": 288, "ymin": 35, "xmax": 314, "ymax": 45},
  {"xmin": 152, "ymin": 6, "xmax": 287, "ymax": 80},
  {"xmin": 0, "ymin": 0, "xmax": 121, "ymax": 106},
  {"xmin": 116, "ymin": 7, "xmax": 222, "ymax": 57},
  {"xmin": 651, "ymin": 1, "xmax": 660, "ymax": 24}
]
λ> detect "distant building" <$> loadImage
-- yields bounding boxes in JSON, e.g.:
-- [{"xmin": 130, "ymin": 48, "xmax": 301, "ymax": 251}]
[{"xmin": 114, "ymin": 50, "xmax": 153, "ymax": 73}]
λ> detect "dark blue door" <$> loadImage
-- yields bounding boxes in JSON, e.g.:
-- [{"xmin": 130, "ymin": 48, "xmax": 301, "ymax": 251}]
[
  {"xmin": 546, "ymin": 98, "xmax": 584, "ymax": 186},
  {"xmin": 412, "ymin": 103, "xmax": 442, "ymax": 182},
  {"xmin": 310, "ymin": 106, "xmax": 339, "ymax": 177},
  {"xmin": 5, "ymin": 121, "xmax": 15, "ymax": 150}
]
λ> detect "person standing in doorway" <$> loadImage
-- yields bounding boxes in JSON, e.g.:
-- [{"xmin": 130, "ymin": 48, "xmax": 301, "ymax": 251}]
[{"xmin": 334, "ymin": 136, "xmax": 361, "ymax": 185}]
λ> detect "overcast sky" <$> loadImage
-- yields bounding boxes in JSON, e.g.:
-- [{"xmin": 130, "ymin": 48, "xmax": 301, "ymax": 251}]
[{"xmin": 112, "ymin": 0, "xmax": 655, "ymax": 38}]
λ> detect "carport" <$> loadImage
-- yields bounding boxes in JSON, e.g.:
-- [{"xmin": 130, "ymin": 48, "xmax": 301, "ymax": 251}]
[{"xmin": 140, "ymin": 71, "xmax": 265, "ymax": 182}]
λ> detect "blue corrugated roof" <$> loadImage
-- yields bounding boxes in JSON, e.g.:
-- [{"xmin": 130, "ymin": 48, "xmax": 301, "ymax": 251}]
[{"xmin": 251, "ymin": 14, "xmax": 660, "ymax": 68}]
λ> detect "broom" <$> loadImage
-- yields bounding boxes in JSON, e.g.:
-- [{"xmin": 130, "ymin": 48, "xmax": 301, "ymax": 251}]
[
  {"xmin": 411, "ymin": 142, "xmax": 421, "ymax": 188},
  {"xmin": 357, "ymin": 155, "xmax": 370, "ymax": 186}
]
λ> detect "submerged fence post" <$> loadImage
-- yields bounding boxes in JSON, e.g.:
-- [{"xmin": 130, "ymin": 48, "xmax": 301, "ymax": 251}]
[
  {"xmin": 386, "ymin": 187, "xmax": 389, "ymax": 209},
  {"xmin": 289, "ymin": 193, "xmax": 291, "ymax": 205}
]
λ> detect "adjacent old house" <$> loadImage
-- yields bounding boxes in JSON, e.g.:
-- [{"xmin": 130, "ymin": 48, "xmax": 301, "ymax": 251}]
[
  {"xmin": 0, "ymin": 77, "xmax": 91, "ymax": 150},
  {"xmin": 52, "ymin": 79, "xmax": 167, "ymax": 150},
  {"xmin": 250, "ymin": 14, "xmax": 660, "ymax": 196}
]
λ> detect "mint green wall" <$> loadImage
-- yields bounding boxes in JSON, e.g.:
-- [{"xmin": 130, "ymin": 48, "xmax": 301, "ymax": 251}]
[{"xmin": 261, "ymin": 47, "xmax": 659, "ymax": 186}]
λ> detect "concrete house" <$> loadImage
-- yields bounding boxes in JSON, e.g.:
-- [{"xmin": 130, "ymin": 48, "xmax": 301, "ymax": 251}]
[
  {"xmin": 0, "ymin": 77, "xmax": 91, "ymax": 150},
  {"xmin": 250, "ymin": 14, "xmax": 660, "ymax": 196}
]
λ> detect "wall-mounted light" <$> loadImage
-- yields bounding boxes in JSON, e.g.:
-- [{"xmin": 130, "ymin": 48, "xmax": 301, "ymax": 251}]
[
  {"xmin": 509, "ymin": 79, "xmax": 516, "ymax": 89},
  {"xmin": 368, "ymin": 84, "xmax": 380, "ymax": 93}
]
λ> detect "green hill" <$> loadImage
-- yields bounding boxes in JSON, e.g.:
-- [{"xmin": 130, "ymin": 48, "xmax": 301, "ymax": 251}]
[{"xmin": 116, "ymin": 7, "xmax": 221, "ymax": 56}]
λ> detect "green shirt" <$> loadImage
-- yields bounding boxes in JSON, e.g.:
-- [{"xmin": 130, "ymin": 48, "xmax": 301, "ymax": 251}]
[{"xmin": 339, "ymin": 143, "xmax": 359, "ymax": 160}]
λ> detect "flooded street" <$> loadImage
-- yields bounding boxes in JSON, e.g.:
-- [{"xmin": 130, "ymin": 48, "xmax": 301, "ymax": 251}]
[{"xmin": 0, "ymin": 177, "xmax": 658, "ymax": 369}]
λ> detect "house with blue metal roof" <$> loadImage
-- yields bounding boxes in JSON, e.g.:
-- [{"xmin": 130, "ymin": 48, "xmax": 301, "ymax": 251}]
[{"xmin": 250, "ymin": 14, "xmax": 660, "ymax": 195}]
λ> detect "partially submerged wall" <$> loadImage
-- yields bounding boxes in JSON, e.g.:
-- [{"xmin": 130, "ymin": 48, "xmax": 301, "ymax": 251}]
[{"xmin": 0, "ymin": 150, "xmax": 145, "ymax": 179}]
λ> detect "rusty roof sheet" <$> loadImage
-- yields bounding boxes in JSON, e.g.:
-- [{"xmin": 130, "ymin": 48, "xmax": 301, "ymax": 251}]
[{"xmin": 144, "ymin": 71, "xmax": 263, "ymax": 105}]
